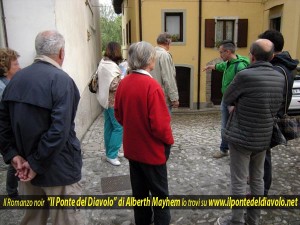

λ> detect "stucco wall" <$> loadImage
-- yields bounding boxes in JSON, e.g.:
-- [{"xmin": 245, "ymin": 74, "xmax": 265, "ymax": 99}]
[
  {"xmin": 3, "ymin": 0, "xmax": 56, "ymax": 67},
  {"xmin": 55, "ymin": 0, "xmax": 102, "ymax": 139}
]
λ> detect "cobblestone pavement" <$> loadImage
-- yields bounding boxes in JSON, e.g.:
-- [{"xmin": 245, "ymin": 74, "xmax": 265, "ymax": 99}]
[{"xmin": 0, "ymin": 111, "xmax": 300, "ymax": 225}]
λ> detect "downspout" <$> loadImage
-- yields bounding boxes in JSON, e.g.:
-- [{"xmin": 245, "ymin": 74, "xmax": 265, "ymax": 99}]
[
  {"xmin": 197, "ymin": 0, "xmax": 202, "ymax": 109},
  {"xmin": 0, "ymin": 0, "xmax": 8, "ymax": 47},
  {"xmin": 138, "ymin": 0, "xmax": 142, "ymax": 41}
]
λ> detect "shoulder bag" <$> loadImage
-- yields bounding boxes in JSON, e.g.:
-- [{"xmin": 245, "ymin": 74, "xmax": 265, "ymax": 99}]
[
  {"xmin": 276, "ymin": 66, "xmax": 300, "ymax": 141},
  {"xmin": 88, "ymin": 69, "xmax": 98, "ymax": 93}
]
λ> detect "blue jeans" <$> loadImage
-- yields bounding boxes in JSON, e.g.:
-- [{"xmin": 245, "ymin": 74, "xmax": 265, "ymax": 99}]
[
  {"xmin": 104, "ymin": 108, "xmax": 123, "ymax": 159},
  {"xmin": 220, "ymin": 100, "xmax": 229, "ymax": 152},
  {"xmin": 168, "ymin": 105, "xmax": 172, "ymax": 115}
]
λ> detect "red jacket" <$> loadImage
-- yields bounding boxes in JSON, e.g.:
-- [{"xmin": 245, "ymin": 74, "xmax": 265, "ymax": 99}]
[{"xmin": 114, "ymin": 72, "xmax": 174, "ymax": 165}]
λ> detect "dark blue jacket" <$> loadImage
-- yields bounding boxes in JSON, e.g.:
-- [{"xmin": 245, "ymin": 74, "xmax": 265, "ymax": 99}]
[{"xmin": 0, "ymin": 60, "xmax": 82, "ymax": 187}]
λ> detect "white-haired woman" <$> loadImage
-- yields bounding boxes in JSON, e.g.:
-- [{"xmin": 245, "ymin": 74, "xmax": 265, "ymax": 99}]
[{"xmin": 114, "ymin": 41, "xmax": 174, "ymax": 225}]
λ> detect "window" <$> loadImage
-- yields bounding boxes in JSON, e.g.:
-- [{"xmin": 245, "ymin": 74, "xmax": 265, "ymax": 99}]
[
  {"xmin": 215, "ymin": 20, "xmax": 234, "ymax": 44},
  {"xmin": 126, "ymin": 20, "xmax": 131, "ymax": 45},
  {"xmin": 164, "ymin": 12, "xmax": 183, "ymax": 42},
  {"xmin": 270, "ymin": 17, "xmax": 281, "ymax": 31},
  {"xmin": 122, "ymin": 28, "xmax": 125, "ymax": 46},
  {"xmin": 269, "ymin": 5, "xmax": 282, "ymax": 32},
  {"xmin": 205, "ymin": 18, "xmax": 248, "ymax": 48},
  {"xmin": 162, "ymin": 10, "xmax": 186, "ymax": 44}
]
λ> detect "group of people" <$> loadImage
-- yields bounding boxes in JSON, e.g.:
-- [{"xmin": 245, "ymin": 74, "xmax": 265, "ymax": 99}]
[
  {"xmin": 96, "ymin": 33, "xmax": 179, "ymax": 167},
  {"xmin": 204, "ymin": 30, "xmax": 298, "ymax": 225},
  {"xmin": 0, "ymin": 31, "xmax": 179, "ymax": 225},
  {"xmin": 0, "ymin": 28, "xmax": 298, "ymax": 225},
  {"xmin": 95, "ymin": 33, "xmax": 179, "ymax": 224}
]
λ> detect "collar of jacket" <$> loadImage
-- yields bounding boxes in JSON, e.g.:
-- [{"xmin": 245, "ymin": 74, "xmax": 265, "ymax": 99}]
[
  {"xmin": 248, "ymin": 61, "xmax": 273, "ymax": 69},
  {"xmin": 34, "ymin": 55, "xmax": 62, "ymax": 69},
  {"xmin": 132, "ymin": 69, "xmax": 153, "ymax": 77}
]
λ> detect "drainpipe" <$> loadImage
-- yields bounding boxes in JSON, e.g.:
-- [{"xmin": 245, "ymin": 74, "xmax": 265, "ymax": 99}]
[
  {"xmin": 197, "ymin": 0, "xmax": 202, "ymax": 110},
  {"xmin": 0, "ymin": 0, "xmax": 8, "ymax": 47},
  {"xmin": 138, "ymin": 0, "xmax": 142, "ymax": 41}
]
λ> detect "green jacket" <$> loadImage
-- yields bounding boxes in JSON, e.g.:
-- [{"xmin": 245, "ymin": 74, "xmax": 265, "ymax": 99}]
[{"xmin": 215, "ymin": 54, "xmax": 250, "ymax": 94}]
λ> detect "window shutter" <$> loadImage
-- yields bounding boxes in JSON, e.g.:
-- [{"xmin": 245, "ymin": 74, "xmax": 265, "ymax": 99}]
[
  {"xmin": 205, "ymin": 19, "xmax": 215, "ymax": 48},
  {"xmin": 237, "ymin": 19, "xmax": 248, "ymax": 47}
]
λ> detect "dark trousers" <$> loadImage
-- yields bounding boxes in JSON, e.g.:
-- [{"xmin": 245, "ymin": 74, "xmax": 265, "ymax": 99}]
[
  {"xmin": 129, "ymin": 160, "xmax": 170, "ymax": 225},
  {"xmin": 263, "ymin": 149, "xmax": 272, "ymax": 196},
  {"xmin": 6, "ymin": 164, "xmax": 19, "ymax": 197}
]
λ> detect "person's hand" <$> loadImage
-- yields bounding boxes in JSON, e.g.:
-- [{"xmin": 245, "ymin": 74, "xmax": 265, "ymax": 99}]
[
  {"xmin": 202, "ymin": 64, "xmax": 215, "ymax": 72},
  {"xmin": 172, "ymin": 100, "xmax": 179, "ymax": 108},
  {"xmin": 19, "ymin": 161, "xmax": 37, "ymax": 182},
  {"xmin": 11, "ymin": 155, "xmax": 26, "ymax": 173}
]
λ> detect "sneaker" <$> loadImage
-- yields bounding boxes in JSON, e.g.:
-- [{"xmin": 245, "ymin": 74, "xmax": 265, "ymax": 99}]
[
  {"xmin": 217, "ymin": 216, "xmax": 231, "ymax": 225},
  {"xmin": 106, "ymin": 157, "xmax": 121, "ymax": 166},
  {"xmin": 213, "ymin": 151, "xmax": 229, "ymax": 158},
  {"xmin": 118, "ymin": 152, "xmax": 124, "ymax": 157}
]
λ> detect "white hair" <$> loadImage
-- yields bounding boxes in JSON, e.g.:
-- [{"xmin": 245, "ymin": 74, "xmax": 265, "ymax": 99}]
[
  {"xmin": 128, "ymin": 41, "xmax": 156, "ymax": 70},
  {"xmin": 35, "ymin": 30, "xmax": 65, "ymax": 56}
]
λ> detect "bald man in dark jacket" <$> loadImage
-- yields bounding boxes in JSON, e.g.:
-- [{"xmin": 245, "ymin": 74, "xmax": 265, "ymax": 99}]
[{"xmin": 217, "ymin": 39, "xmax": 285, "ymax": 225}]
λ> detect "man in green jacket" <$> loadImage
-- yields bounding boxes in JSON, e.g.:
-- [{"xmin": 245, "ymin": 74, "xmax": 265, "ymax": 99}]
[{"xmin": 203, "ymin": 40, "xmax": 249, "ymax": 158}]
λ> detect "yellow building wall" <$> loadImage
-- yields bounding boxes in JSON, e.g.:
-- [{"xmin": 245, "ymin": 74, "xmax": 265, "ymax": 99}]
[
  {"xmin": 121, "ymin": 0, "xmax": 299, "ymax": 109},
  {"xmin": 201, "ymin": 0, "xmax": 263, "ymax": 105},
  {"xmin": 121, "ymin": 0, "xmax": 140, "ymax": 57},
  {"xmin": 139, "ymin": 0, "xmax": 264, "ymax": 108},
  {"xmin": 142, "ymin": 0, "xmax": 199, "ymax": 107},
  {"xmin": 262, "ymin": 0, "xmax": 300, "ymax": 59}
]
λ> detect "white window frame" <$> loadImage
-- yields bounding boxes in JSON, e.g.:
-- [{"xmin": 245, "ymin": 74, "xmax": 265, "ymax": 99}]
[{"xmin": 214, "ymin": 17, "xmax": 238, "ymax": 47}]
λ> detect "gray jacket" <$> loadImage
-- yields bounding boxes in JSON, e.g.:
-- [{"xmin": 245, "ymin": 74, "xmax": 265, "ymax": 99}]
[
  {"xmin": 150, "ymin": 46, "xmax": 179, "ymax": 106},
  {"xmin": 223, "ymin": 61, "xmax": 285, "ymax": 152}
]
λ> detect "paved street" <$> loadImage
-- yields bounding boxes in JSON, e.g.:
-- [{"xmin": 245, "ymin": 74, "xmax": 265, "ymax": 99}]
[{"xmin": 0, "ymin": 110, "xmax": 300, "ymax": 225}]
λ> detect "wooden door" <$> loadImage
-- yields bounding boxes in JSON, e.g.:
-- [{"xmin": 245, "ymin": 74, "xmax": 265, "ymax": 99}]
[{"xmin": 175, "ymin": 66, "xmax": 190, "ymax": 107}]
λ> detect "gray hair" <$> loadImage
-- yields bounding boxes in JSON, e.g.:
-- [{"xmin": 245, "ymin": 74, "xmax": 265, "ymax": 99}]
[
  {"xmin": 219, "ymin": 40, "xmax": 236, "ymax": 53},
  {"xmin": 35, "ymin": 30, "xmax": 65, "ymax": 56},
  {"xmin": 156, "ymin": 32, "xmax": 172, "ymax": 45},
  {"xmin": 128, "ymin": 41, "xmax": 156, "ymax": 70}
]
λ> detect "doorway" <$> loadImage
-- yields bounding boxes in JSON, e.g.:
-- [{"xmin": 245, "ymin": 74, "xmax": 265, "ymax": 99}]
[
  {"xmin": 211, "ymin": 70, "xmax": 223, "ymax": 105},
  {"xmin": 175, "ymin": 66, "xmax": 191, "ymax": 108}
]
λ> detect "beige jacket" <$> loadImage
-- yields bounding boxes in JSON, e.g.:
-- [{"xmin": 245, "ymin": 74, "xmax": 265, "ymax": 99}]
[{"xmin": 150, "ymin": 46, "xmax": 179, "ymax": 106}]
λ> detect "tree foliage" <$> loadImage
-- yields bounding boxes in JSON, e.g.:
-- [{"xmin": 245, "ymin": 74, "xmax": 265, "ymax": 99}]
[{"xmin": 100, "ymin": 4, "xmax": 122, "ymax": 53}]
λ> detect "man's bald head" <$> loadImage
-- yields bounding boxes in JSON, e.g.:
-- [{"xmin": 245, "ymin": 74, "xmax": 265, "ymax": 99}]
[{"xmin": 250, "ymin": 39, "xmax": 274, "ymax": 62}]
